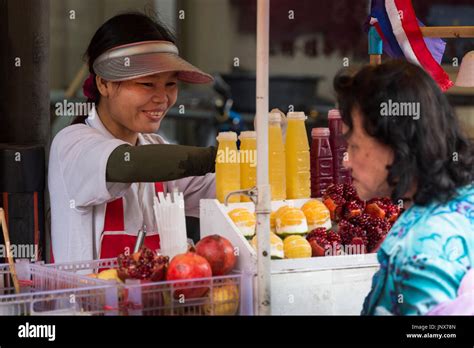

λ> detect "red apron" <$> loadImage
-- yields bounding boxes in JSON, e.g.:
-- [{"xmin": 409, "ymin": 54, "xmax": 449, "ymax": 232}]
[
  {"xmin": 99, "ymin": 182, "xmax": 164, "ymax": 259},
  {"xmin": 50, "ymin": 182, "xmax": 164, "ymax": 263}
]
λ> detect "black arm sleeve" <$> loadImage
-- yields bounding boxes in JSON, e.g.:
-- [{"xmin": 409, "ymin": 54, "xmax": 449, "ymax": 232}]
[{"xmin": 106, "ymin": 143, "xmax": 217, "ymax": 183}]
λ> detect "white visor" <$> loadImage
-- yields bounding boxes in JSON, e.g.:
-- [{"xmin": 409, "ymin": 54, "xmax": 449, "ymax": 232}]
[{"xmin": 93, "ymin": 40, "xmax": 214, "ymax": 84}]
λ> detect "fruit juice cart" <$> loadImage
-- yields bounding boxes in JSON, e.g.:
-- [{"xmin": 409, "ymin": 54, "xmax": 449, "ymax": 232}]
[
  {"xmin": 202, "ymin": 0, "xmax": 381, "ymax": 315},
  {"xmin": 211, "ymin": 0, "xmax": 474, "ymax": 315},
  {"xmin": 200, "ymin": 199, "xmax": 379, "ymax": 315}
]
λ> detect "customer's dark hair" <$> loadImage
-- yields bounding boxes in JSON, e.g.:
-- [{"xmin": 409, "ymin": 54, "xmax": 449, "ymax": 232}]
[
  {"xmin": 334, "ymin": 60, "xmax": 473, "ymax": 206},
  {"xmin": 72, "ymin": 11, "xmax": 175, "ymax": 124}
]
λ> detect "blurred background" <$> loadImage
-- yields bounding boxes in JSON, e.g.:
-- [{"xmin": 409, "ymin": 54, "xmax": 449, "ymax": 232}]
[{"xmin": 49, "ymin": 0, "xmax": 474, "ymax": 146}]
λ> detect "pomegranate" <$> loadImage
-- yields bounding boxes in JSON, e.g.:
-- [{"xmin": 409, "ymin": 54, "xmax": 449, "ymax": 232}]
[
  {"xmin": 117, "ymin": 247, "xmax": 169, "ymax": 282},
  {"xmin": 338, "ymin": 219, "xmax": 368, "ymax": 254},
  {"xmin": 343, "ymin": 199, "xmax": 365, "ymax": 220},
  {"xmin": 195, "ymin": 235, "xmax": 236, "ymax": 276},
  {"xmin": 365, "ymin": 198, "xmax": 401, "ymax": 223},
  {"xmin": 322, "ymin": 184, "xmax": 402, "ymax": 255},
  {"xmin": 323, "ymin": 183, "xmax": 363, "ymax": 222},
  {"xmin": 323, "ymin": 194, "xmax": 345, "ymax": 221},
  {"xmin": 325, "ymin": 183, "xmax": 359, "ymax": 201},
  {"xmin": 166, "ymin": 252, "xmax": 212, "ymax": 299},
  {"xmin": 350, "ymin": 214, "xmax": 391, "ymax": 253},
  {"xmin": 365, "ymin": 202, "xmax": 386, "ymax": 219},
  {"xmin": 306, "ymin": 228, "xmax": 342, "ymax": 257},
  {"xmin": 337, "ymin": 213, "xmax": 392, "ymax": 254}
]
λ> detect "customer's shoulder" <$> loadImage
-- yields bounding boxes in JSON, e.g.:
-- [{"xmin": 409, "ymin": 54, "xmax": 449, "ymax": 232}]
[
  {"xmin": 410, "ymin": 184, "xmax": 472, "ymax": 233},
  {"xmin": 426, "ymin": 184, "xmax": 474, "ymax": 230},
  {"xmin": 399, "ymin": 188, "xmax": 473, "ymax": 257},
  {"xmin": 383, "ymin": 187, "xmax": 473, "ymax": 256}
]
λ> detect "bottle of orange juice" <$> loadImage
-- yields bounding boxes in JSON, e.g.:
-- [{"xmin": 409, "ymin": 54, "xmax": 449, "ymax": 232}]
[
  {"xmin": 239, "ymin": 131, "xmax": 257, "ymax": 202},
  {"xmin": 268, "ymin": 112, "xmax": 286, "ymax": 200},
  {"xmin": 216, "ymin": 132, "xmax": 240, "ymax": 203},
  {"xmin": 285, "ymin": 112, "xmax": 311, "ymax": 199}
]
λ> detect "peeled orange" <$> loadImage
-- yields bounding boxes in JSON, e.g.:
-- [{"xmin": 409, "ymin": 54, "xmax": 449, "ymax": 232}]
[
  {"xmin": 301, "ymin": 199, "xmax": 332, "ymax": 231},
  {"xmin": 283, "ymin": 235, "xmax": 312, "ymax": 259},
  {"xmin": 275, "ymin": 207, "xmax": 308, "ymax": 237},
  {"xmin": 228, "ymin": 208, "xmax": 256, "ymax": 238},
  {"xmin": 251, "ymin": 232, "xmax": 284, "ymax": 259}
]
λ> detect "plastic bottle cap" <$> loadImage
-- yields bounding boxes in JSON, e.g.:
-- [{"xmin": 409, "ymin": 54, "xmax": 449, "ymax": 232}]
[
  {"xmin": 311, "ymin": 127, "xmax": 330, "ymax": 137},
  {"xmin": 287, "ymin": 112, "xmax": 307, "ymax": 120},
  {"xmin": 328, "ymin": 109, "xmax": 341, "ymax": 120},
  {"xmin": 216, "ymin": 131, "xmax": 238, "ymax": 141},
  {"xmin": 238, "ymin": 131, "xmax": 257, "ymax": 139},
  {"xmin": 269, "ymin": 112, "xmax": 282, "ymax": 123}
]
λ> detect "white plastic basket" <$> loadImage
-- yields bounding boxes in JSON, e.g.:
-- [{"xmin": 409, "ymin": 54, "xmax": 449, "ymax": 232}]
[
  {"xmin": 45, "ymin": 258, "xmax": 253, "ymax": 316},
  {"xmin": 0, "ymin": 262, "xmax": 118, "ymax": 315},
  {"xmin": 122, "ymin": 273, "xmax": 243, "ymax": 316}
]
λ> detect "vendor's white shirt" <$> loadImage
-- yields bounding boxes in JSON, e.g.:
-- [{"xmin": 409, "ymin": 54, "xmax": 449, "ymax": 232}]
[{"xmin": 48, "ymin": 107, "xmax": 215, "ymax": 263}]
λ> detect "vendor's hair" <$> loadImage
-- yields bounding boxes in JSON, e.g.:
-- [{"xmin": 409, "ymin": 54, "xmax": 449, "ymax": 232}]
[
  {"xmin": 72, "ymin": 11, "xmax": 176, "ymax": 125},
  {"xmin": 334, "ymin": 60, "xmax": 473, "ymax": 206}
]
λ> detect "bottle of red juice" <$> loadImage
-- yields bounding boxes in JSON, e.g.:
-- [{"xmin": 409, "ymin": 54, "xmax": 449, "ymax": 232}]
[
  {"xmin": 310, "ymin": 127, "xmax": 334, "ymax": 197},
  {"xmin": 328, "ymin": 109, "xmax": 352, "ymax": 185}
]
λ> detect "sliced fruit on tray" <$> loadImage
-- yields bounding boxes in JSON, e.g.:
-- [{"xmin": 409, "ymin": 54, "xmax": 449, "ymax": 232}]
[
  {"xmin": 251, "ymin": 232, "xmax": 284, "ymax": 259},
  {"xmin": 283, "ymin": 235, "xmax": 312, "ymax": 259},
  {"xmin": 301, "ymin": 199, "xmax": 332, "ymax": 231},
  {"xmin": 275, "ymin": 207, "xmax": 308, "ymax": 237},
  {"xmin": 228, "ymin": 208, "xmax": 256, "ymax": 239}
]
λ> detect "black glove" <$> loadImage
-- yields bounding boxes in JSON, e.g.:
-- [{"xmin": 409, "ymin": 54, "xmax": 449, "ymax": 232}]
[{"xmin": 106, "ymin": 143, "xmax": 217, "ymax": 183}]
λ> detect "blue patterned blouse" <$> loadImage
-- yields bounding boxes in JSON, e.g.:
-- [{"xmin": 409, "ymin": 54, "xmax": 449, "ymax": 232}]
[{"xmin": 362, "ymin": 184, "xmax": 474, "ymax": 315}]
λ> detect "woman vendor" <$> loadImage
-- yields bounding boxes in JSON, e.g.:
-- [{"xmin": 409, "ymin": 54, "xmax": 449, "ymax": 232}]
[
  {"xmin": 49, "ymin": 12, "xmax": 217, "ymax": 263},
  {"xmin": 333, "ymin": 60, "xmax": 473, "ymax": 315}
]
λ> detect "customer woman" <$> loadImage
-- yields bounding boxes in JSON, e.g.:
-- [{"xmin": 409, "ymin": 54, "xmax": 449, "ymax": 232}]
[{"xmin": 333, "ymin": 60, "xmax": 473, "ymax": 315}]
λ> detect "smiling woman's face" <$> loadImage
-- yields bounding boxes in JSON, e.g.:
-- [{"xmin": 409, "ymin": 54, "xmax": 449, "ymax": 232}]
[
  {"xmin": 99, "ymin": 71, "xmax": 179, "ymax": 136},
  {"xmin": 342, "ymin": 107, "xmax": 394, "ymax": 201}
]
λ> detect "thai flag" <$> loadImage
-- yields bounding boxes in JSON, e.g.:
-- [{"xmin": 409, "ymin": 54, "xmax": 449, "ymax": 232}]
[{"xmin": 369, "ymin": 0, "xmax": 453, "ymax": 91}]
